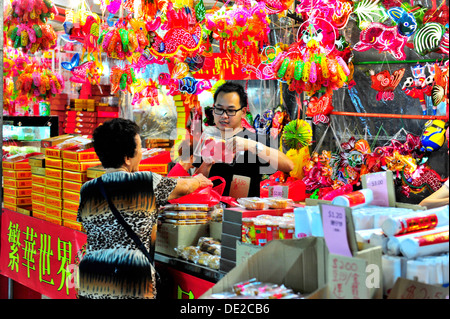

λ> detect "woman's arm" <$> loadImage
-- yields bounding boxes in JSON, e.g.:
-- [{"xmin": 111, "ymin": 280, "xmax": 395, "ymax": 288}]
[
  {"xmin": 167, "ymin": 174, "xmax": 213, "ymax": 201},
  {"xmin": 419, "ymin": 184, "xmax": 449, "ymax": 209}
]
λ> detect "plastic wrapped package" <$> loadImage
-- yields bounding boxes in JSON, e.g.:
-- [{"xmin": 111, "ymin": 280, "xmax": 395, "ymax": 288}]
[
  {"xmin": 161, "ymin": 204, "xmax": 212, "ymax": 211},
  {"xmin": 194, "ymin": 129, "xmax": 236, "ymax": 164},
  {"xmin": 197, "ymin": 252, "xmax": 220, "ymax": 270},
  {"xmin": 198, "ymin": 237, "xmax": 221, "ymax": 256},
  {"xmin": 229, "ymin": 278, "xmax": 303, "ymax": 299},
  {"xmin": 263, "ymin": 197, "xmax": 294, "ymax": 209},
  {"xmin": 176, "ymin": 246, "xmax": 202, "ymax": 263},
  {"xmin": 237, "ymin": 197, "xmax": 268, "ymax": 210},
  {"xmin": 163, "ymin": 219, "xmax": 208, "ymax": 225},
  {"xmin": 162, "ymin": 211, "xmax": 209, "ymax": 220}
]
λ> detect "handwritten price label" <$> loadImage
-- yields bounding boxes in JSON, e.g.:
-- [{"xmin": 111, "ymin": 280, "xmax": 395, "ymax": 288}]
[
  {"xmin": 388, "ymin": 278, "xmax": 449, "ymax": 299},
  {"xmin": 365, "ymin": 171, "xmax": 390, "ymax": 207},
  {"xmin": 321, "ymin": 205, "xmax": 353, "ymax": 257},
  {"xmin": 328, "ymin": 254, "xmax": 369, "ymax": 299}
]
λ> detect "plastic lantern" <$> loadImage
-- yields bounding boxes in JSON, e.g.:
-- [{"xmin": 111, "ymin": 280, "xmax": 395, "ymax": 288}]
[
  {"xmin": 420, "ymin": 120, "xmax": 447, "ymax": 152},
  {"xmin": 387, "ymin": 6, "xmax": 417, "ymax": 37},
  {"xmin": 370, "ymin": 68, "xmax": 405, "ymax": 101},
  {"xmin": 353, "ymin": 22, "xmax": 407, "ymax": 60}
]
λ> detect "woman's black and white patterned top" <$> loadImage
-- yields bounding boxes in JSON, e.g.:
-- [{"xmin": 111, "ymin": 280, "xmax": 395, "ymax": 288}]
[{"xmin": 77, "ymin": 171, "xmax": 177, "ymax": 299}]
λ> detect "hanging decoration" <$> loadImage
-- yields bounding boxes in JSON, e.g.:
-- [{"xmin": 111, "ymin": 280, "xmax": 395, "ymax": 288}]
[
  {"xmin": 204, "ymin": 0, "xmax": 271, "ymax": 67},
  {"xmin": 296, "ymin": 0, "xmax": 354, "ymax": 30},
  {"xmin": 158, "ymin": 73, "xmax": 212, "ymax": 96},
  {"xmin": 130, "ymin": 79, "xmax": 160, "ymax": 106},
  {"xmin": 413, "ymin": 22, "xmax": 446, "ymax": 56},
  {"xmin": 281, "ymin": 120, "xmax": 313, "ymax": 150},
  {"xmin": 387, "ymin": 6, "xmax": 417, "ymax": 37},
  {"xmin": 369, "ymin": 68, "xmax": 405, "ymax": 101},
  {"xmin": 16, "ymin": 63, "xmax": 65, "ymax": 99},
  {"xmin": 431, "ymin": 61, "xmax": 449, "ymax": 107},
  {"xmin": 271, "ymin": 19, "xmax": 352, "ymax": 96},
  {"xmin": 352, "ymin": 0, "xmax": 389, "ymax": 29},
  {"xmin": 420, "ymin": 120, "xmax": 447, "ymax": 152},
  {"xmin": 110, "ymin": 64, "xmax": 138, "ymax": 94},
  {"xmin": 353, "ymin": 22, "xmax": 407, "ymax": 60},
  {"xmin": 61, "ymin": 53, "xmax": 103, "ymax": 86},
  {"xmin": 306, "ymin": 92, "xmax": 334, "ymax": 124}
]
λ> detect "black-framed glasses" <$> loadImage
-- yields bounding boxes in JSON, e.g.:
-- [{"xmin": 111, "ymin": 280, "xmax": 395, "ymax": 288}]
[{"xmin": 213, "ymin": 106, "xmax": 244, "ymax": 117}]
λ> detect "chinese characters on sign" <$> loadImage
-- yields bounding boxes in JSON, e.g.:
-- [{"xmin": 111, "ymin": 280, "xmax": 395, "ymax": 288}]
[{"xmin": 1, "ymin": 209, "xmax": 87, "ymax": 299}]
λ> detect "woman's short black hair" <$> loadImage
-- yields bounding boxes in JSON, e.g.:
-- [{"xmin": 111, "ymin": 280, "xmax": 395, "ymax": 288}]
[
  {"xmin": 213, "ymin": 82, "xmax": 248, "ymax": 109},
  {"xmin": 92, "ymin": 118, "xmax": 140, "ymax": 168}
]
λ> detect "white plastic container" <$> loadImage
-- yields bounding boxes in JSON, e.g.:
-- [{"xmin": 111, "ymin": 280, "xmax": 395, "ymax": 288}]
[{"xmin": 331, "ymin": 189, "xmax": 374, "ymax": 208}]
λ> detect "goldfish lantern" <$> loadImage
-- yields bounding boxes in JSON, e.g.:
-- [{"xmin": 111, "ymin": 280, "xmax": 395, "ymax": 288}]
[{"xmin": 420, "ymin": 120, "xmax": 447, "ymax": 152}]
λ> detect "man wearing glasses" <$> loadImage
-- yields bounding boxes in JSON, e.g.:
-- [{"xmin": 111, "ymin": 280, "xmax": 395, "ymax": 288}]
[{"xmin": 195, "ymin": 82, "xmax": 294, "ymax": 197}]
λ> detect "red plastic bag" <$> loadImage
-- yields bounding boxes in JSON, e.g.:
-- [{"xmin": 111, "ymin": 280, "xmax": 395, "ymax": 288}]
[{"xmin": 169, "ymin": 176, "xmax": 227, "ymax": 207}]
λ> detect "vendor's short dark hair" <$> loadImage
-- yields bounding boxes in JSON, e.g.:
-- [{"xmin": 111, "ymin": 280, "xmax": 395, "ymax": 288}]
[
  {"xmin": 178, "ymin": 137, "xmax": 194, "ymax": 162},
  {"xmin": 93, "ymin": 118, "xmax": 140, "ymax": 168},
  {"xmin": 213, "ymin": 82, "xmax": 248, "ymax": 109}
]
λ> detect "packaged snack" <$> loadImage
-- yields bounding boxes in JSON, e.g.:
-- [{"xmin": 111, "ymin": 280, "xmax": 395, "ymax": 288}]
[
  {"xmin": 198, "ymin": 237, "xmax": 221, "ymax": 255},
  {"xmin": 279, "ymin": 221, "xmax": 295, "ymax": 239},
  {"xmin": 176, "ymin": 246, "xmax": 201, "ymax": 263},
  {"xmin": 264, "ymin": 197, "xmax": 294, "ymax": 209},
  {"xmin": 163, "ymin": 211, "xmax": 209, "ymax": 219},
  {"xmin": 241, "ymin": 218, "xmax": 255, "ymax": 244},
  {"xmin": 237, "ymin": 197, "xmax": 267, "ymax": 210},
  {"xmin": 162, "ymin": 204, "xmax": 212, "ymax": 211},
  {"xmin": 253, "ymin": 219, "xmax": 268, "ymax": 246}
]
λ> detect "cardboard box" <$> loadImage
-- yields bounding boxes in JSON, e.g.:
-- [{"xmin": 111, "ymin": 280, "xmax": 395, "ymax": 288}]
[
  {"xmin": 46, "ymin": 206, "xmax": 62, "ymax": 218},
  {"xmin": 62, "ymin": 190, "xmax": 80, "ymax": 202},
  {"xmin": 63, "ymin": 180, "xmax": 83, "ymax": 193},
  {"xmin": 87, "ymin": 165, "xmax": 105, "ymax": 179},
  {"xmin": 32, "ymin": 175, "xmax": 46, "ymax": 185},
  {"xmin": 4, "ymin": 195, "xmax": 32, "ymax": 206},
  {"xmin": 32, "ymin": 183, "xmax": 46, "ymax": 195},
  {"xmin": 63, "ymin": 220, "xmax": 84, "ymax": 232},
  {"xmin": 62, "ymin": 210, "xmax": 78, "ymax": 222},
  {"xmin": 62, "ymin": 147, "xmax": 98, "ymax": 162},
  {"xmin": 31, "ymin": 192, "xmax": 46, "ymax": 204},
  {"xmin": 63, "ymin": 160, "xmax": 101, "ymax": 172},
  {"xmin": 2, "ymin": 159, "xmax": 31, "ymax": 170},
  {"xmin": 201, "ymin": 237, "xmax": 329, "ymax": 298},
  {"xmin": 28, "ymin": 155, "xmax": 46, "ymax": 168},
  {"xmin": 63, "ymin": 170, "xmax": 88, "ymax": 183},
  {"xmin": 387, "ymin": 277, "xmax": 449, "ymax": 299},
  {"xmin": 138, "ymin": 163, "xmax": 168, "ymax": 175},
  {"xmin": 32, "ymin": 210, "xmax": 47, "ymax": 221},
  {"xmin": 45, "ymin": 187, "xmax": 62, "ymax": 199},
  {"xmin": 45, "ymin": 167, "xmax": 63, "ymax": 179},
  {"xmin": 156, "ymin": 223, "xmax": 209, "ymax": 257},
  {"xmin": 46, "ymin": 215, "xmax": 62, "ymax": 226},
  {"xmin": 30, "ymin": 166, "xmax": 46, "ymax": 176},
  {"xmin": 236, "ymin": 240, "xmax": 262, "ymax": 265},
  {"xmin": 210, "ymin": 221, "xmax": 222, "ymax": 241},
  {"xmin": 45, "ymin": 157, "xmax": 63, "ymax": 169},
  {"xmin": 4, "ymin": 178, "xmax": 32, "ymax": 189},
  {"xmin": 32, "ymin": 202, "xmax": 46, "ymax": 213},
  {"xmin": 46, "ymin": 196, "xmax": 63, "ymax": 209},
  {"xmin": 45, "ymin": 177, "xmax": 62, "ymax": 189},
  {"xmin": 3, "ymin": 187, "xmax": 32, "ymax": 197},
  {"xmin": 63, "ymin": 199, "xmax": 80, "ymax": 212},
  {"xmin": 3, "ymin": 170, "xmax": 32, "ymax": 180},
  {"xmin": 41, "ymin": 134, "xmax": 75, "ymax": 149}
]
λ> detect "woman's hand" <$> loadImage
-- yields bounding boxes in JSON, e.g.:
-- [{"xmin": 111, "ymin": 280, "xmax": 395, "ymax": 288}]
[{"xmin": 192, "ymin": 173, "xmax": 213, "ymax": 189}]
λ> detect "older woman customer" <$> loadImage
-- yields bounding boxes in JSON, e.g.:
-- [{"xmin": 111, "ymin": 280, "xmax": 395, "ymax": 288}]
[{"xmin": 77, "ymin": 118, "xmax": 212, "ymax": 299}]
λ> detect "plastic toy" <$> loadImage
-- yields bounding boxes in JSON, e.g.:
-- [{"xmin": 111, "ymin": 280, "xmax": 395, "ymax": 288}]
[
  {"xmin": 387, "ymin": 6, "xmax": 417, "ymax": 37},
  {"xmin": 420, "ymin": 120, "xmax": 447, "ymax": 152},
  {"xmin": 413, "ymin": 22, "xmax": 446, "ymax": 56}
]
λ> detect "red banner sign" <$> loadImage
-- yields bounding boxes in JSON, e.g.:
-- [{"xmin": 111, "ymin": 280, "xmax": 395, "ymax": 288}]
[{"xmin": 0, "ymin": 209, "xmax": 87, "ymax": 299}]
